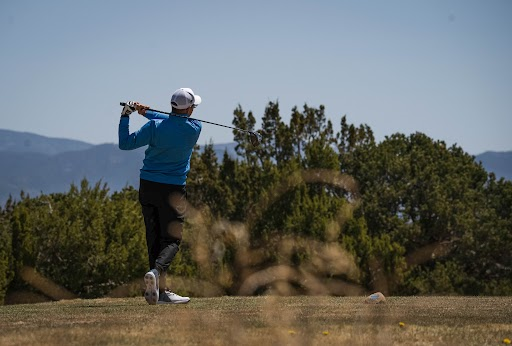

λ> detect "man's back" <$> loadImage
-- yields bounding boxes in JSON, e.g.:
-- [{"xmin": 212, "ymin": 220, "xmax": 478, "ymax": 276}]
[
  {"xmin": 118, "ymin": 110, "xmax": 202, "ymax": 185},
  {"xmin": 141, "ymin": 113, "xmax": 202, "ymax": 185}
]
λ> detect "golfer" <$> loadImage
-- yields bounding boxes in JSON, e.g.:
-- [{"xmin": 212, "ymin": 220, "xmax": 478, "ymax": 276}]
[{"xmin": 118, "ymin": 88, "xmax": 202, "ymax": 304}]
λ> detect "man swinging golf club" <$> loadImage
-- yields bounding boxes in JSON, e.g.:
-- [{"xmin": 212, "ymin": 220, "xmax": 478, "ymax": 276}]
[{"xmin": 118, "ymin": 88, "xmax": 202, "ymax": 304}]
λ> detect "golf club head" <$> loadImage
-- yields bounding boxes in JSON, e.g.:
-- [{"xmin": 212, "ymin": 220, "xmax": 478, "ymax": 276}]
[{"xmin": 249, "ymin": 131, "xmax": 262, "ymax": 147}]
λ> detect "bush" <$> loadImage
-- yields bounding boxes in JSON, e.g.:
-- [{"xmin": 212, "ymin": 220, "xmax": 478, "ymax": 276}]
[{"xmin": 6, "ymin": 181, "xmax": 147, "ymax": 299}]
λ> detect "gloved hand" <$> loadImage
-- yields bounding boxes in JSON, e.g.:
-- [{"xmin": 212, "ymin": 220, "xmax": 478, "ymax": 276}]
[
  {"xmin": 121, "ymin": 101, "xmax": 136, "ymax": 116},
  {"xmin": 134, "ymin": 102, "xmax": 150, "ymax": 116}
]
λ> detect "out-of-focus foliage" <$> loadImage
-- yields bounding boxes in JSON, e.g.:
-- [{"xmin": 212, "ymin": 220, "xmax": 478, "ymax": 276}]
[{"xmin": 1, "ymin": 102, "xmax": 510, "ymax": 303}]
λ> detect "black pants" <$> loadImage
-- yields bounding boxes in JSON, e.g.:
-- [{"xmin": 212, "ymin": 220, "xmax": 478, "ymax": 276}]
[{"xmin": 139, "ymin": 178, "xmax": 186, "ymax": 274}]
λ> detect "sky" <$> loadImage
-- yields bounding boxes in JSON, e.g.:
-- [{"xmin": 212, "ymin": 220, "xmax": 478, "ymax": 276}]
[{"xmin": 0, "ymin": 0, "xmax": 511, "ymax": 155}]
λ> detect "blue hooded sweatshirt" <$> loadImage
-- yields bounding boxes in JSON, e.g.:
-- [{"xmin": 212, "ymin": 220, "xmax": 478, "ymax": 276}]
[{"xmin": 118, "ymin": 110, "xmax": 202, "ymax": 185}]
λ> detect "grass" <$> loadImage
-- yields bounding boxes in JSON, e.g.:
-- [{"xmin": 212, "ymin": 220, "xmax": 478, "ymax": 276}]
[{"xmin": 0, "ymin": 296, "xmax": 511, "ymax": 345}]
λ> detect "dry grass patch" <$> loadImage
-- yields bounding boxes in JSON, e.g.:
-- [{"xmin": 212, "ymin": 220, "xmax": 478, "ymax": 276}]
[{"xmin": 1, "ymin": 296, "xmax": 511, "ymax": 345}]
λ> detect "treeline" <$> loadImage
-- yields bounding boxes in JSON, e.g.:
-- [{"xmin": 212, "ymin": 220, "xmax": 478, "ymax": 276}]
[{"xmin": 1, "ymin": 102, "xmax": 511, "ymax": 303}]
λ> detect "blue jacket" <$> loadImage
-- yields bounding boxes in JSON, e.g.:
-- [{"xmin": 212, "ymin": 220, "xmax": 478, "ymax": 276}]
[{"xmin": 118, "ymin": 110, "xmax": 202, "ymax": 185}]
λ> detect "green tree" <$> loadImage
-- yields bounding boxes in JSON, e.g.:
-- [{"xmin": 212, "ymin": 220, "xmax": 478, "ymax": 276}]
[
  {"xmin": 232, "ymin": 105, "xmax": 258, "ymax": 164},
  {"xmin": 4, "ymin": 180, "xmax": 148, "ymax": 299},
  {"xmin": 0, "ymin": 197, "xmax": 15, "ymax": 304},
  {"xmin": 343, "ymin": 131, "xmax": 496, "ymax": 294},
  {"xmin": 456, "ymin": 175, "xmax": 512, "ymax": 294},
  {"xmin": 188, "ymin": 143, "xmax": 234, "ymax": 218},
  {"xmin": 33, "ymin": 181, "xmax": 147, "ymax": 297},
  {"xmin": 337, "ymin": 115, "xmax": 375, "ymax": 175}
]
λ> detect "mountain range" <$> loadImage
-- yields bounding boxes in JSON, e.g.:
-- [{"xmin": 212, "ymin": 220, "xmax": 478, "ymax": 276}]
[
  {"xmin": 0, "ymin": 129, "xmax": 237, "ymax": 204},
  {"xmin": 0, "ymin": 129, "xmax": 510, "ymax": 204}
]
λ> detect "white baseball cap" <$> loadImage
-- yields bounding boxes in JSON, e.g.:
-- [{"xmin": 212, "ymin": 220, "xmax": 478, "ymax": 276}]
[{"xmin": 170, "ymin": 88, "xmax": 202, "ymax": 110}]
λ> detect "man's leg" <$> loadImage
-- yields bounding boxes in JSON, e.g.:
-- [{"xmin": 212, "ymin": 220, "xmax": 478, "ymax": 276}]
[
  {"xmin": 154, "ymin": 186, "xmax": 190, "ymax": 304},
  {"xmin": 139, "ymin": 179, "xmax": 162, "ymax": 305},
  {"xmin": 154, "ymin": 187, "xmax": 186, "ymax": 276},
  {"xmin": 141, "ymin": 205, "xmax": 160, "ymax": 269}
]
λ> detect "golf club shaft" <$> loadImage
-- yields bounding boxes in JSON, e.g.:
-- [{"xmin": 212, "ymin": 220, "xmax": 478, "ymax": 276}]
[{"xmin": 120, "ymin": 103, "xmax": 252, "ymax": 135}]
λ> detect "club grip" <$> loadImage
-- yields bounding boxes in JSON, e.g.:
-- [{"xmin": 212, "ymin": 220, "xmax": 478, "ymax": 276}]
[{"xmin": 120, "ymin": 102, "xmax": 126, "ymax": 106}]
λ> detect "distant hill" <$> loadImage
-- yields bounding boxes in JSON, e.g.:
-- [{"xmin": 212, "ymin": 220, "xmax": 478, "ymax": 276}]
[
  {"xmin": 202, "ymin": 142, "xmax": 237, "ymax": 160},
  {"xmin": 474, "ymin": 151, "xmax": 512, "ymax": 181},
  {"xmin": 0, "ymin": 129, "xmax": 510, "ymax": 204},
  {"xmin": 0, "ymin": 144, "xmax": 145, "ymax": 203},
  {"xmin": 0, "ymin": 129, "xmax": 237, "ymax": 204},
  {"xmin": 0, "ymin": 129, "xmax": 93, "ymax": 155}
]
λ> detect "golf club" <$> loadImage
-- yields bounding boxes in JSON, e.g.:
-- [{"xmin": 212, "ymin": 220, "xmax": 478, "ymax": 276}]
[{"xmin": 120, "ymin": 102, "xmax": 262, "ymax": 147}]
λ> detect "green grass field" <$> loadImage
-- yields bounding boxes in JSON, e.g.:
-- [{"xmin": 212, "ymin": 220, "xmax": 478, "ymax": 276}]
[{"xmin": 1, "ymin": 296, "xmax": 511, "ymax": 345}]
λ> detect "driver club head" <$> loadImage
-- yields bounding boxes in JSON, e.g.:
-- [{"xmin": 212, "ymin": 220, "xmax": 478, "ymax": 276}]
[{"xmin": 249, "ymin": 132, "xmax": 262, "ymax": 147}]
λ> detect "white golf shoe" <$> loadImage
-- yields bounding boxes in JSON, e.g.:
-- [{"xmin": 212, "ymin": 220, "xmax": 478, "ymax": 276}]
[
  {"xmin": 143, "ymin": 269, "xmax": 159, "ymax": 305},
  {"xmin": 157, "ymin": 290, "xmax": 190, "ymax": 304}
]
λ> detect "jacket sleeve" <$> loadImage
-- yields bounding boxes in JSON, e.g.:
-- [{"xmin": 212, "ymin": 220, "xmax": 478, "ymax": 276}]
[
  {"xmin": 143, "ymin": 110, "xmax": 169, "ymax": 120},
  {"xmin": 118, "ymin": 116, "xmax": 153, "ymax": 150}
]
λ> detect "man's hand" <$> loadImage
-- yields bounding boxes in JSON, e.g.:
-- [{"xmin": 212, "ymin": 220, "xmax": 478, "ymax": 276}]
[
  {"xmin": 121, "ymin": 101, "xmax": 136, "ymax": 116},
  {"xmin": 134, "ymin": 102, "xmax": 150, "ymax": 116}
]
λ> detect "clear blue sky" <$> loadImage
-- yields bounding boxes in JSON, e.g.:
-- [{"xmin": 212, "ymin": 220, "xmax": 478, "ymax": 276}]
[{"xmin": 1, "ymin": 0, "xmax": 511, "ymax": 155}]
